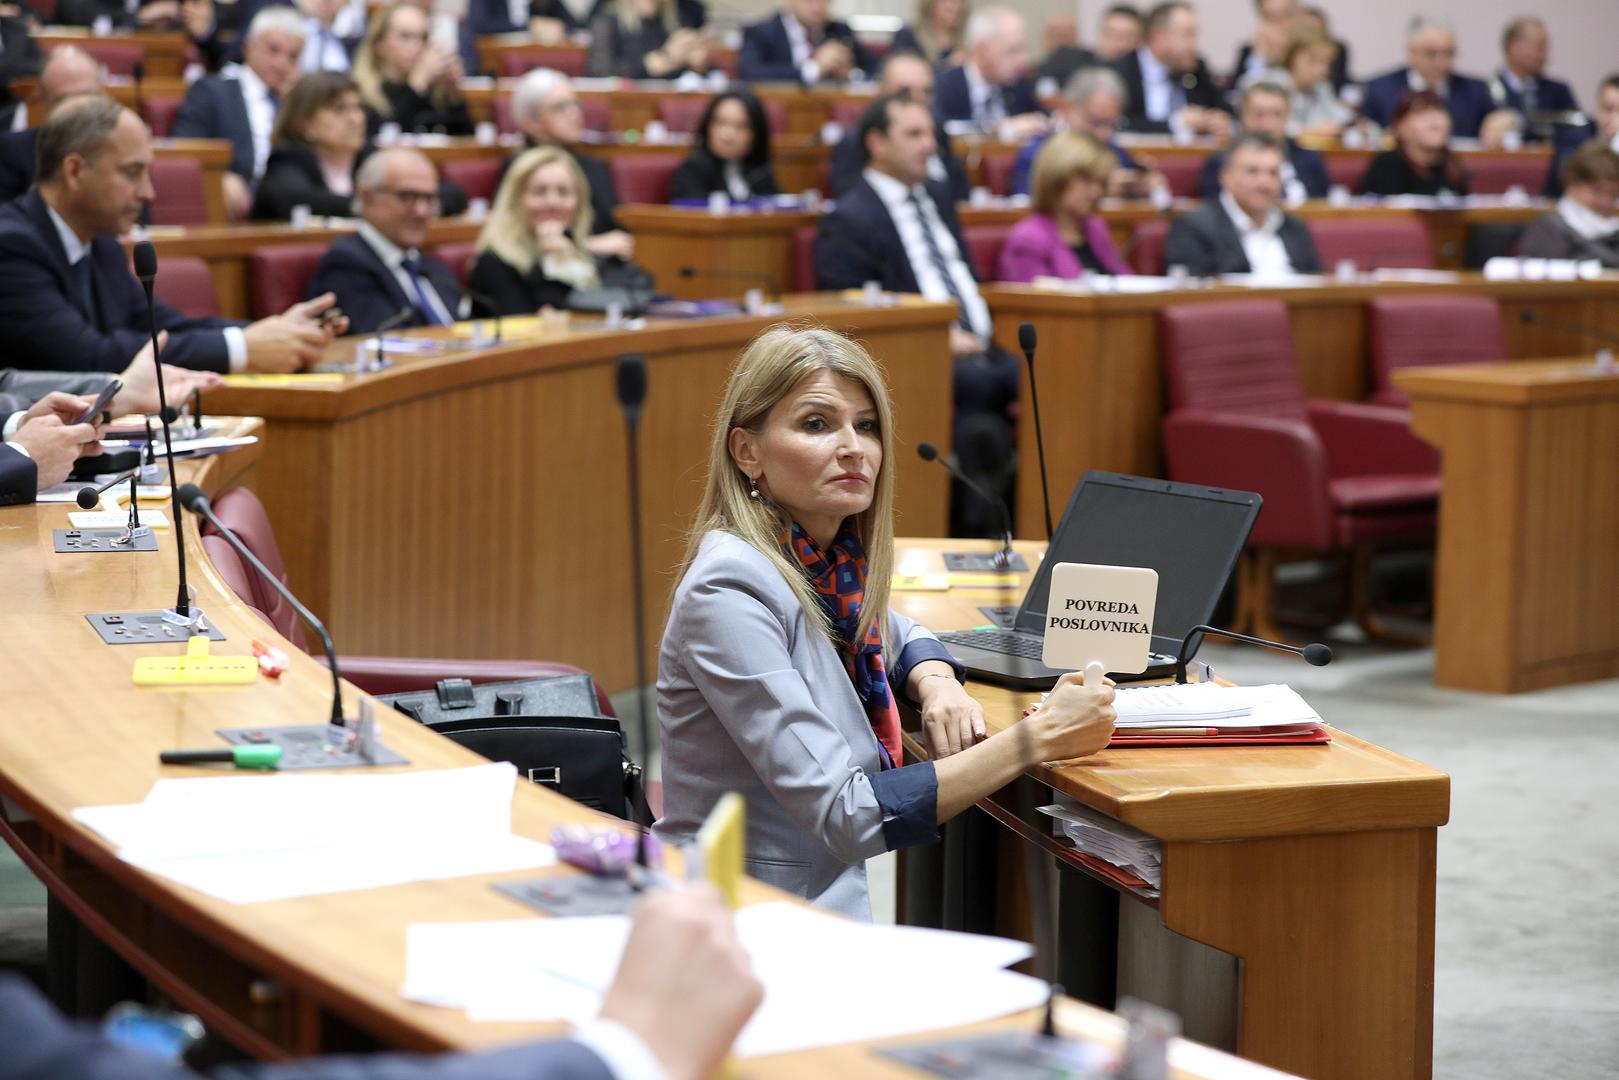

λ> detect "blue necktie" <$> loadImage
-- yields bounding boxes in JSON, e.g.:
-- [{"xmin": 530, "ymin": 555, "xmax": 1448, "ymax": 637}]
[
  {"xmin": 74, "ymin": 256, "xmax": 96, "ymax": 324},
  {"xmin": 400, "ymin": 257, "xmax": 449, "ymax": 327}
]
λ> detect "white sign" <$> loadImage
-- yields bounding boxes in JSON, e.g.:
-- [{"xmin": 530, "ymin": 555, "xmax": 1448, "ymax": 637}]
[{"xmin": 1040, "ymin": 562, "xmax": 1158, "ymax": 678}]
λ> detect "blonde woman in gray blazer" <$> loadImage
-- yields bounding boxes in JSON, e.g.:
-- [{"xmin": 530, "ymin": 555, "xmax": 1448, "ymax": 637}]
[{"xmin": 655, "ymin": 326, "xmax": 1117, "ymax": 920}]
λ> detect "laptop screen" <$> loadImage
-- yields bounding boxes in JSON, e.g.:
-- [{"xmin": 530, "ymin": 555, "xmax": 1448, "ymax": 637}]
[{"xmin": 1014, "ymin": 472, "xmax": 1261, "ymax": 653}]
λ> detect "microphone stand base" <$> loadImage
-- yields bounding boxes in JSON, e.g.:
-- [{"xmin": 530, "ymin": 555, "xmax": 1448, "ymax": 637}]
[
  {"xmin": 496, "ymin": 865, "xmax": 675, "ymax": 918},
  {"xmin": 878, "ymin": 1030, "xmax": 1111, "ymax": 1078},
  {"xmin": 55, "ymin": 529, "xmax": 160, "ymax": 554},
  {"xmin": 942, "ymin": 551, "xmax": 1029, "ymax": 573},
  {"xmin": 84, "ymin": 610, "xmax": 227, "ymax": 646}
]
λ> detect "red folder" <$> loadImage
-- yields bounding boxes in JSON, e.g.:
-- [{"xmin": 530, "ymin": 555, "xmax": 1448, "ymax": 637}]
[{"xmin": 1108, "ymin": 723, "xmax": 1331, "ymax": 748}]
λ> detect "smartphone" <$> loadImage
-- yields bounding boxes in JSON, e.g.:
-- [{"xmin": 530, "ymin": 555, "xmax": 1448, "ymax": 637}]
[
  {"xmin": 101, "ymin": 1003, "xmax": 204, "ymax": 1064},
  {"xmin": 319, "ymin": 306, "xmax": 345, "ymax": 328},
  {"xmin": 73, "ymin": 379, "xmax": 122, "ymax": 425}
]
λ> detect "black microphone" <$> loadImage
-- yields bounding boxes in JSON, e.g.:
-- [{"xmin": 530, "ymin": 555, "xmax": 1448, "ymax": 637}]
[
  {"xmin": 178, "ymin": 483, "xmax": 345, "ymax": 725},
  {"xmin": 615, "ymin": 353, "xmax": 652, "ymax": 871},
  {"xmin": 466, "ymin": 289, "xmax": 503, "ymax": 343},
  {"xmin": 184, "ymin": 385, "xmax": 204, "ymax": 436},
  {"xmin": 678, "ymin": 264, "xmax": 781, "ymax": 301},
  {"xmin": 917, "ymin": 439, "xmax": 1015, "ymax": 568},
  {"xmin": 132, "ymin": 241, "xmax": 192, "ymax": 622},
  {"xmin": 1017, "ymin": 322, "xmax": 1054, "ymax": 541},
  {"xmin": 743, "ymin": 129, "xmax": 822, "ymax": 192},
  {"xmin": 76, "ymin": 467, "xmax": 141, "ymax": 510},
  {"xmin": 369, "ymin": 306, "xmax": 415, "ymax": 370},
  {"xmin": 1174, "ymin": 623, "xmax": 1332, "ymax": 684},
  {"xmin": 1519, "ymin": 308, "xmax": 1619, "ymax": 347}
]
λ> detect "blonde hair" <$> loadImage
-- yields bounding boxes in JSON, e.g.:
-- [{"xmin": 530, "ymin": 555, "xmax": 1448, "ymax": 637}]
[
  {"xmin": 679, "ymin": 325, "xmax": 898, "ymax": 653},
  {"xmin": 1282, "ymin": 24, "xmax": 1336, "ymax": 72},
  {"xmin": 1030, "ymin": 131, "xmax": 1117, "ymax": 216},
  {"xmin": 612, "ymin": 0, "xmax": 674, "ymax": 35},
  {"xmin": 475, "ymin": 145, "xmax": 595, "ymax": 274},
  {"xmin": 353, "ymin": 3, "xmax": 463, "ymax": 118}
]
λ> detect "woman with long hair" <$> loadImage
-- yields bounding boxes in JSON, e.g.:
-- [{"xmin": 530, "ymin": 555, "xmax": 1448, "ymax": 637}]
[
  {"xmin": 352, "ymin": 3, "xmax": 473, "ymax": 135},
  {"xmin": 669, "ymin": 90, "xmax": 778, "ymax": 201}
]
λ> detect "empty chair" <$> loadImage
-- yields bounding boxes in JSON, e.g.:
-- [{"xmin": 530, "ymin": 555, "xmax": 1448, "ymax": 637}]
[
  {"xmin": 143, "ymin": 95, "xmax": 183, "ymax": 138},
  {"xmin": 791, "ymin": 224, "xmax": 817, "ymax": 291},
  {"xmin": 439, "ymin": 157, "xmax": 503, "ymax": 203},
  {"xmin": 1366, "ymin": 295, "xmax": 1507, "ymax": 406},
  {"xmin": 152, "ymin": 255, "xmax": 220, "ymax": 319},
  {"xmin": 1155, "ymin": 155, "xmax": 1205, "ymax": 198},
  {"xmin": 78, "ymin": 41, "xmax": 142, "ymax": 76},
  {"xmin": 429, "ymin": 241, "xmax": 478, "ymax": 288},
  {"xmin": 148, "ymin": 156, "xmax": 209, "ymax": 226},
  {"xmin": 1127, "ymin": 217, "xmax": 1171, "ymax": 275},
  {"xmin": 962, "ymin": 222, "xmax": 1010, "ymax": 281},
  {"xmin": 656, "ymin": 95, "xmax": 787, "ymax": 134},
  {"xmin": 1325, "ymin": 154, "xmax": 1369, "ymax": 192},
  {"xmin": 1159, "ymin": 299, "xmax": 1440, "ymax": 641},
  {"xmin": 607, "ymin": 153, "xmax": 682, "ymax": 204},
  {"xmin": 248, "ymin": 243, "xmax": 328, "ymax": 319},
  {"xmin": 1465, "ymin": 154, "xmax": 1550, "ymax": 195},
  {"xmin": 1308, "ymin": 216, "xmax": 1436, "ymax": 271},
  {"xmin": 979, "ymin": 153, "xmax": 1015, "ymax": 196},
  {"xmin": 499, "ymin": 47, "xmax": 587, "ymax": 77}
]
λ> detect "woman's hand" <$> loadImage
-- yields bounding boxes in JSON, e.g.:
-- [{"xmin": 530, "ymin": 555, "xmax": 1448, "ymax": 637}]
[
  {"xmin": 914, "ymin": 664, "xmax": 984, "ymax": 759},
  {"xmin": 1024, "ymin": 670, "xmax": 1116, "ymax": 764},
  {"xmin": 534, "ymin": 218, "xmax": 572, "ymax": 256},
  {"xmin": 585, "ymin": 230, "xmax": 636, "ymax": 260}
]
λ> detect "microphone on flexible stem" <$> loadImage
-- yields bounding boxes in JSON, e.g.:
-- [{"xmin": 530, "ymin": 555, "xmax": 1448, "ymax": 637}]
[
  {"xmin": 178, "ymin": 483, "xmax": 346, "ymax": 724},
  {"xmin": 1519, "ymin": 308, "xmax": 1619, "ymax": 347},
  {"xmin": 368, "ymin": 306, "xmax": 415, "ymax": 371},
  {"xmin": 1017, "ymin": 322, "xmax": 1053, "ymax": 541},
  {"xmin": 76, "ymin": 467, "xmax": 141, "ymax": 510},
  {"xmin": 132, "ymin": 241, "xmax": 193, "ymax": 624},
  {"xmin": 616, "ymin": 353, "xmax": 653, "ymax": 874},
  {"xmin": 1173, "ymin": 623, "xmax": 1332, "ymax": 684},
  {"xmin": 466, "ymin": 289, "xmax": 503, "ymax": 344},
  {"xmin": 678, "ymin": 265, "xmax": 781, "ymax": 304},
  {"xmin": 916, "ymin": 440, "xmax": 1015, "ymax": 568},
  {"xmin": 184, "ymin": 385, "xmax": 204, "ymax": 437}
]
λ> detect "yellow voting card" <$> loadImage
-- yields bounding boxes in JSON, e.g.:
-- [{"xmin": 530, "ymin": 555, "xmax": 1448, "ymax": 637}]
[
  {"xmin": 133, "ymin": 636, "xmax": 258, "ymax": 687},
  {"xmin": 222, "ymin": 373, "xmax": 346, "ymax": 388},
  {"xmin": 696, "ymin": 792, "xmax": 746, "ymax": 910}
]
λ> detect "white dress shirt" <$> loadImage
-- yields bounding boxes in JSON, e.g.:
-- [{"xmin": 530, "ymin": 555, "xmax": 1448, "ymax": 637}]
[
  {"xmin": 863, "ymin": 167, "xmax": 991, "ymax": 338},
  {"xmin": 570, "ymin": 1019, "xmax": 666, "ymax": 1080},
  {"xmin": 358, "ymin": 221, "xmax": 461, "ymax": 325},
  {"xmin": 1219, "ymin": 190, "xmax": 1295, "ymax": 277},
  {"xmin": 46, "ymin": 203, "xmax": 247, "ymax": 371},
  {"xmin": 722, "ymin": 160, "xmax": 751, "ymax": 200},
  {"xmin": 301, "ymin": 17, "xmax": 351, "ymax": 73},
  {"xmin": 781, "ymin": 12, "xmax": 822, "ymax": 83},
  {"xmin": 962, "ymin": 62, "xmax": 1006, "ymax": 131},
  {"xmin": 228, "ymin": 63, "xmax": 279, "ymax": 180},
  {"xmin": 1406, "ymin": 68, "xmax": 1446, "ymax": 98},
  {"xmin": 1136, "ymin": 46, "xmax": 1180, "ymax": 122}
]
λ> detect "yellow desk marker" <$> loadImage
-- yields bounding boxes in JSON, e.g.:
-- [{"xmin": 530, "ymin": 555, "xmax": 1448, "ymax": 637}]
[
  {"xmin": 695, "ymin": 792, "xmax": 745, "ymax": 910},
  {"xmin": 133, "ymin": 635, "xmax": 259, "ymax": 686}
]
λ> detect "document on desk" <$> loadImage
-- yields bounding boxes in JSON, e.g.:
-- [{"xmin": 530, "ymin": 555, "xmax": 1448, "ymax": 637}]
[
  {"xmin": 1112, "ymin": 683, "xmax": 1323, "ymax": 729},
  {"xmin": 404, "ymin": 901, "xmax": 1049, "ymax": 1056},
  {"xmin": 72, "ymin": 763, "xmax": 555, "ymax": 904}
]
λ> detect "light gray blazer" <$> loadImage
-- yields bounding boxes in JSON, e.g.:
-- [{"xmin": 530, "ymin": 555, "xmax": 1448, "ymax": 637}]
[
  {"xmin": 654, "ymin": 530, "xmax": 953, "ymax": 920},
  {"xmin": 0, "ymin": 369, "xmax": 111, "ymax": 418}
]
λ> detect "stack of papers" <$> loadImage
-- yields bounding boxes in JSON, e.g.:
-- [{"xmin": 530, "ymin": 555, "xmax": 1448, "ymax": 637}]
[
  {"xmin": 403, "ymin": 902, "xmax": 1051, "ymax": 1056},
  {"xmin": 72, "ymin": 763, "xmax": 555, "ymax": 903},
  {"xmin": 1112, "ymin": 683, "xmax": 1323, "ymax": 731},
  {"xmin": 1038, "ymin": 799, "xmax": 1161, "ymax": 894}
]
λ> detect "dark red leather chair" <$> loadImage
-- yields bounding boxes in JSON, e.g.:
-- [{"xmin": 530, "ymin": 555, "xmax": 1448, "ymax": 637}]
[
  {"xmin": 79, "ymin": 41, "xmax": 142, "ymax": 76},
  {"xmin": 248, "ymin": 243, "xmax": 328, "ymax": 319},
  {"xmin": 1308, "ymin": 216, "xmax": 1436, "ymax": 271},
  {"xmin": 1326, "ymin": 155, "xmax": 1369, "ymax": 192},
  {"xmin": 144, "ymin": 96, "xmax": 183, "ymax": 137},
  {"xmin": 1160, "ymin": 300, "xmax": 1440, "ymax": 640},
  {"xmin": 153, "ymin": 255, "xmax": 220, "ymax": 319},
  {"xmin": 148, "ymin": 156, "xmax": 209, "ymax": 226},
  {"xmin": 979, "ymin": 153, "xmax": 1015, "ymax": 196},
  {"xmin": 204, "ymin": 487, "xmax": 614, "ymax": 710},
  {"xmin": 580, "ymin": 97, "xmax": 612, "ymax": 132},
  {"xmin": 1465, "ymin": 154, "xmax": 1548, "ymax": 195},
  {"xmin": 1126, "ymin": 217, "xmax": 1170, "ymax": 275},
  {"xmin": 1156, "ymin": 154, "xmax": 1206, "ymax": 198},
  {"xmin": 963, "ymin": 222, "xmax": 1010, "ymax": 281},
  {"xmin": 439, "ymin": 156, "xmax": 503, "ymax": 202},
  {"xmin": 1366, "ymin": 295, "xmax": 1507, "ymax": 406},
  {"xmin": 608, "ymin": 153, "xmax": 681, "ymax": 204},
  {"xmin": 710, "ymin": 48, "xmax": 739, "ymax": 79},
  {"xmin": 499, "ymin": 48, "xmax": 586, "ymax": 77},
  {"xmin": 429, "ymin": 241, "xmax": 479, "ymax": 288},
  {"xmin": 656, "ymin": 96, "xmax": 787, "ymax": 134},
  {"xmin": 832, "ymin": 100, "xmax": 867, "ymax": 131},
  {"xmin": 792, "ymin": 224, "xmax": 817, "ymax": 291}
]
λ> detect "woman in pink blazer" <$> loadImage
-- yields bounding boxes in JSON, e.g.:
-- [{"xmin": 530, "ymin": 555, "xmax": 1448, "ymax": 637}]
[{"xmin": 996, "ymin": 132, "xmax": 1130, "ymax": 282}]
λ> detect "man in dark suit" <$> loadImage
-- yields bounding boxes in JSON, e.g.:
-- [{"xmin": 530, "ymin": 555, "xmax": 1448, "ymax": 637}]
[
  {"xmin": 816, "ymin": 92, "xmax": 1019, "ymax": 535},
  {"xmin": 1359, "ymin": 13, "xmax": 1512, "ymax": 143},
  {"xmin": 307, "ymin": 149, "xmax": 464, "ymax": 333},
  {"xmin": 1165, "ymin": 132, "xmax": 1321, "ymax": 277},
  {"xmin": 173, "ymin": 6, "xmax": 306, "ymax": 220},
  {"xmin": 738, "ymin": 0, "xmax": 874, "ymax": 84},
  {"xmin": 1490, "ymin": 16, "xmax": 1580, "ymax": 141},
  {"xmin": 0, "ymin": 97, "xmax": 343, "ymax": 375},
  {"xmin": 506, "ymin": 67, "xmax": 635, "ymax": 261},
  {"xmin": 1195, "ymin": 79, "xmax": 1328, "ymax": 201},
  {"xmin": 1546, "ymin": 74, "xmax": 1619, "ymax": 197},
  {"xmin": 0, "ymin": 45, "xmax": 107, "ymax": 205},
  {"xmin": 0, "ymin": 10, "xmax": 43, "ymax": 130},
  {"xmin": 827, "ymin": 52, "xmax": 969, "ymax": 202},
  {"xmin": 1111, "ymin": 1, "xmax": 1231, "ymax": 138},
  {"xmin": 934, "ymin": 6, "xmax": 1048, "ymax": 140},
  {"xmin": 0, "ymin": 885, "xmax": 764, "ymax": 1080},
  {"xmin": 1011, "ymin": 65, "xmax": 1164, "ymax": 198}
]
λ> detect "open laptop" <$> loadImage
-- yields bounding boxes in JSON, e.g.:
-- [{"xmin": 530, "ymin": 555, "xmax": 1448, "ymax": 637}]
[{"xmin": 935, "ymin": 471, "xmax": 1262, "ymax": 689}]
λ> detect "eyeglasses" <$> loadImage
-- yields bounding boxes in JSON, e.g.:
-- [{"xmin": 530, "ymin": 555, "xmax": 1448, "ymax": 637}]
[
  {"xmin": 382, "ymin": 188, "xmax": 441, "ymax": 209},
  {"xmin": 543, "ymin": 99, "xmax": 583, "ymax": 115}
]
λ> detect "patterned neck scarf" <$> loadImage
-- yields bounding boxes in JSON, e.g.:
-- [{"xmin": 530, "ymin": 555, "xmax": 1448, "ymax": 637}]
[{"xmin": 777, "ymin": 515, "xmax": 902, "ymax": 769}]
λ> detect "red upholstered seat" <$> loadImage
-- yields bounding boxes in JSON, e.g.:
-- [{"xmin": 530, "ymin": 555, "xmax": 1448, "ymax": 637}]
[
  {"xmin": 79, "ymin": 41, "xmax": 142, "ymax": 75},
  {"xmin": 1308, "ymin": 216, "xmax": 1435, "ymax": 271},
  {"xmin": 608, "ymin": 153, "xmax": 681, "ymax": 204},
  {"xmin": 1160, "ymin": 300, "xmax": 1439, "ymax": 636},
  {"xmin": 204, "ymin": 487, "xmax": 615, "ymax": 709},
  {"xmin": 429, "ymin": 241, "xmax": 478, "ymax": 287},
  {"xmin": 439, "ymin": 156, "xmax": 503, "ymax": 202},
  {"xmin": 152, "ymin": 255, "xmax": 220, "ymax": 319},
  {"xmin": 963, "ymin": 222, "xmax": 1010, "ymax": 281},
  {"xmin": 980, "ymin": 153, "xmax": 1015, "ymax": 196},
  {"xmin": 792, "ymin": 224, "xmax": 817, "ymax": 291},
  {"xmin": 656, "ymin": 96, "xmax": 787, "ymax": 134},
  {"xmin": 1156, "ymin": 155, "xmax": 1205, "ymax": 198},
  {"xmin": 248, "ymin": 243, "xmax": 328, "ymax": 319},
  {"xmin": 1126, "ymin": 217, "xmax": 1170, "ymax": 275},
  {"xmin": 1326, "ymin": 155, "xmax": 1368, "ymax": 192},
  {"xmin": 1465, "ymin": 154, "xmax": 1549, "ymax": 195},
  {"xmin": 832, "ymin": 100, "xmax": 867, "ymax": 131},
  {"xmin": 1366, "ymin": 295, "xmax": 1507, "ymax": 406},
  {"xmin": 499, "ymin": 48, "xmax": 586, "ymax": 77},
  {"xmin": 148, "ymin": 156, "xmax": 209, "ymax": 226},
  {"xmin": 143, "ymin": 95, "xmax": 183, "ymax": 137}
]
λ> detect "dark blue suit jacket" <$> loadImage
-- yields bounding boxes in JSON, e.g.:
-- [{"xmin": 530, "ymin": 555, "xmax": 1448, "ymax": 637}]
[
  {"xmin": 306, "ymin": 232, "xmax": 463, "ymax": 334},
  {"xmin": 0, "ymin": 443, "xmax": 34, "ymax": 506},
  {"xmin": 171, "ymin": 75, "xmax": 260, "ymax": 182},
  {"xmin": 1195, "ymin": 141, "xmax": 1330, "ymax": 200},
  {"xmin": 813, "ymin": 175, "xmax": 969, "ymax": 293},
  {"xmin": 0, "ymin": 191, "xmax": 240, "ymax": 374},
  {"xmin": 826, "ymin": 122, "xmax": 970, "ymax": 203},
  {"xmin": 933, "ymin": 64, "xmax": 1042, "ymax": 127},
  {"xmin": 1359, "ymin": 68, "xmax": 1496, "ymax": 138},
  {"xmin": 1010, "ymin": 133, "xmax": 1138, "ymax": 196},
  {"xmin": 1489, "ymin": 70, "xmax": 1579, "ymax": 116},
  {"xmin": 0, "ymin": 128, "xmax": 36, "ymax": 204},
  {"xmin": 0, "ymin": 972, "xmax": 615, "ymax": 1080},
  {"xmin": 468, "ymin": 0, "xmax": 582, "ymax": 37},
  {"xmin": 737, "ymin": 12, "xmax": 874, "ymax": 84}
]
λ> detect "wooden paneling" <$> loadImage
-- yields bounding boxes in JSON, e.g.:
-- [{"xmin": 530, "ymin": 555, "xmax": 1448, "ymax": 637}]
[
  {"xmin": 35, "ymin": 28, "xmax": 191, "ymax": 77},
  {"xmin": 1401, "ymin": 361, "xmax": 1619, "ymax": 691}
]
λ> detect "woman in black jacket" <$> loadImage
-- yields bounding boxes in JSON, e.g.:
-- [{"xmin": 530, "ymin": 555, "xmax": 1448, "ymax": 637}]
[
  {"xmin": 586, "ymin": 0, "xmax": 711, "ymax": 79},
  {"xmin": 669, "ymin": 90, "xmax": 779, "ymax": 202},
  {"xmin": 353, "ymin": 2, "xmax": 474, "ymax": 135},
  {"xmin": 1358, "ymin": 89, "xmax": 1469, "ymax": 198}
]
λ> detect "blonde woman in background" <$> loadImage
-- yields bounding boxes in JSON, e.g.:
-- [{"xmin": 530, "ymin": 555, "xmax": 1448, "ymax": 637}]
[
  {"xmin": 586, "ymin": 0, "xmax": 711, "ymax": 79},
  {"xmin": 891, "ymin": 0, "xmax": 970, "ymax": 67},
  {"xmin": 352, "ymin": 3, "xmax": 473, "ymax": 135}
]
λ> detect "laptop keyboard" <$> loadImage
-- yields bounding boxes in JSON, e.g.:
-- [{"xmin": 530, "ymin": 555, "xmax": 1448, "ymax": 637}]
[{"xmin": 937, "ymin": 629, "xmax": 1047, "ymax": 659}]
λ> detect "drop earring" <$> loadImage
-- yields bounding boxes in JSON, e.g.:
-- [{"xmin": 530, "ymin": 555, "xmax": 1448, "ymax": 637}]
[{"xmin": 748, "ymin": 475, "xmax": 761, "ymax": 500}]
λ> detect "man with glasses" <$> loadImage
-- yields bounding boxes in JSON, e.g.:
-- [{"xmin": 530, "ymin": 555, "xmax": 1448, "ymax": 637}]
[
  {"xmin": 307, "ymin": 148, "xmax": 464, "ymax": 333},
  {"xmin": 1011, "ymin": 65, "xmax": 1166, "ymax": 198},
  {"xmin": 1360, "ymin": 12, "xmax": 1508, "ymax": 140}
]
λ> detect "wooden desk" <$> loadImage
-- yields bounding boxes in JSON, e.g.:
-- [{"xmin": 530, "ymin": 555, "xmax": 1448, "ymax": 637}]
[
  {"xmin": 35, "ymin": 28, "xmax": 192, "ymax": 77},
  {"xmin": 202, "ymin": 295, "xmax": 955, "ymax": 693},
  {"xmin": 891, "ymin": 537, "xmax": 1449, "ymax": 1080},
  {"xmin": 0, "ymin": 427, "xmax": 1288, "ymax": 1079},
  {"xmin": 983, "ymin": 276, "xmax": 1619, "ymax": 539},
  {"xmin": 1398, "ymin": 360, "xmax": 1619, "ymax": 692}
]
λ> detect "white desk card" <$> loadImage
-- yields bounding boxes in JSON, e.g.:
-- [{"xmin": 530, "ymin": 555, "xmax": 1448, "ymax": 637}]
[{"xmin": 1040, "ymin": 562, "xmax": 1158, "ymax": 676}]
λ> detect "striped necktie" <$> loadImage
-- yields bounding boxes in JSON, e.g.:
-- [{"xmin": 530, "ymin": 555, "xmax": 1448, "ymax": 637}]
[{"xmin": 906, "ymin": 189, "xmax": 971, "ymax": 331}]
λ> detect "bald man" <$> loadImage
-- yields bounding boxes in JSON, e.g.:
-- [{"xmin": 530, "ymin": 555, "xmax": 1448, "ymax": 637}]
[
  {"xmin": 0, "ymin": 46, "xmax": 107, "ymax": 203},
  {"xmin": 934, "ymin": 7, "xmax": 1048, "ymax": 139},
  {"xmin": 306, "ymin": 148, "xmax": 466, "ymax": 333}
]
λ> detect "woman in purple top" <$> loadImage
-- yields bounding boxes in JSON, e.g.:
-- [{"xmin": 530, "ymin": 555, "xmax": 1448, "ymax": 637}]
[{"xmin": 996, "ymin": 131, "xmax": 1129, "ymax": 282}]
